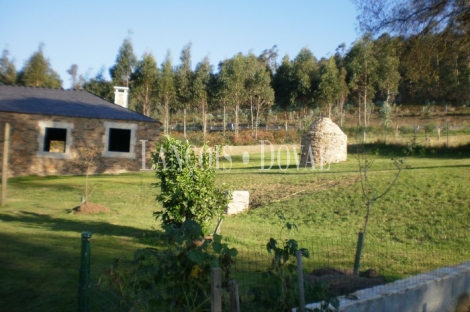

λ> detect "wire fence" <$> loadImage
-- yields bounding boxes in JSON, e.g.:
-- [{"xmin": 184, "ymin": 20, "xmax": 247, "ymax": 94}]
[{"xmin": 79, "ymin": 223, "xmax": 470, "ymax": 311}]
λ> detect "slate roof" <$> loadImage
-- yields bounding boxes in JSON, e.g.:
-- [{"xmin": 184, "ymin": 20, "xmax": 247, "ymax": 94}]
[{"xmin": 0, "ymin": 85, "xmax": 156, "ymax": 122}]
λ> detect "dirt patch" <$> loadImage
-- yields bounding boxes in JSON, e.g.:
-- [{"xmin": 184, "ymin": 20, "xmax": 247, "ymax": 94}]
[
  {"xmin": 305, "ymin": 268, "xmax": 387, "ymax": 297},
  {"xmin": 73, "ymin": 202, "xmax": 110, "ymax": 214},
  {"xmin": 250, "ymin": 177, "xmax": 359, "ymax": 208}
]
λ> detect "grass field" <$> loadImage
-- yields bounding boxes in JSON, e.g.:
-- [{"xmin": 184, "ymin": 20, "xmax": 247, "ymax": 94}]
[{"xmin": 0, "ymin": 143, "xmax": 469, "ymax": 311}]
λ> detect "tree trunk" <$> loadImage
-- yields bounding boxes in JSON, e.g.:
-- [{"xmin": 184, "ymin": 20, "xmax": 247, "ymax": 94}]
[
  {"xmin": 250, "ymin": 97, "xmax": 254, "ymax": 137},
  {"xmin": 223, "ymin": 104, "xmax": 226, "ymax": 137},
  {"xmin": 202, "ymin": 104, "xmax": 206, "ymax": 141},
  {"xmin": 255, "ymin": 104, "xmax": 260, "ymax": 140},
  {"xmin": 358, "ymin": 95, "xmax": 362, "ymax": 126},
  {"xmin": 235, "ymin": 104, "xmax": 239, "ymax": 139},
  {"xmin": 164, "ymin": 99, "xmax": 169, "ymax": 135},
  {"xmin": 183, "ymin": 108, "xmax": 187, "ymax": 139},
  {"xmin": 284, "ymin": 111, "xmax": 288, "ymax": 133}
]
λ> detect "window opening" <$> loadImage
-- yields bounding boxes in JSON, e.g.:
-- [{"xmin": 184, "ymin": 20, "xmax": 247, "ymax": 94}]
[{"xmin": 44, "ymin": 128, "xmax": 67, "ymax": 152}]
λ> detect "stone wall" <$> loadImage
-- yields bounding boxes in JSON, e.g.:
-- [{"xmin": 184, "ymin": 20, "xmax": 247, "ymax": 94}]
[
  {"xmin": 299, "ymin": 117, "xmax": 347, "ymax": 167},
  {"xmin": 0, "ymin": 112, "xmax": 160, "ymax": 177},
  {"xmin": 302, "ymin": 262, "xmax": 470, "ymax": 312}
]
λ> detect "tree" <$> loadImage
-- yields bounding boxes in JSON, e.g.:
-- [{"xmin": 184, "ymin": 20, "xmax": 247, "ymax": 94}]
[
  {"xmin": 158, "ymin": 52, "xmax": 176, "ymax": 135},
  {"xmin": 75, "ymin": 146, "xmax": 100, "ymax": 204},
  {"xmin": 83, "ymin": 67, "xmax": 114, "ymax": 102},
  {"xmin": 375, "ymin": 34, "xmax": 401, "ymax": 105},
  {"xmin": 317, "ymin": 57, "xmax": 341, "ymax": 118},
  {"xmin": 291, "ymin": 47, "xmax": 319, "ymax": 115},
  {"xmin": 67, "ymin": 64, "xmax": 85, "ymax": 89},
  {"xmin": 272, "ymin": 55, "xmax": 295, "ymax": 132},
  {"xmin": 0, "ymin": 49, "xmax": 17, "ymax": 85},
  {"xmin": 208, "ymin": 71, "xmax": 228, "ymax": 137},
  {"xmin": 346, "ymin": 35, "xmax": 379, "ymax": 140},
  {"xmin": 354, "ymin": 0, "xmax": 470, "ymax": 106},
  {"xmin": 334, "ymin": 43, "xmax": 350, "ymax": 126},
  {"xmin": 353, "ymin": 144, "xmax": 408, "ymax": 275},
  {"xmin": 245, "ymin": 53, "xmax": 262, "ymax": 136},
  {"xmin": 131, "ymin": 52, "xmax": 158, "ymax": 117},
  {"xmin": 244, "ymin": 54, "xmax": 274, "ymax": 139},
  {"xmin": 337, "ymin": 67, "xmax": 350, "ymax": 127},
  {"xmin": 253, "ymin": 69, "xmax": 274, "ymax": 139},
  {"xmin": 18, "ymin": 44, "xmax": 62, "ymax": 88},
  {"xmin": 258, "ymin": 45, "xmax": 279, "ymax": 75},
  {"xmin": 218, "ymin": 54, "xmax": 247, "ymax": 139},
  {"xmin": 109, "ymin": 37, "xmax": 137, "ymax": 87},
  {"xmin": 354, "ymin": 0, "xmax": 470, "ymax": 38},
  {"xmin": 175, "ymin": 43, "xmax": 193, "ymax": 138},
  {"xmin": 192, "ymin": 56, "xmax": 212, "ymax": 141}
]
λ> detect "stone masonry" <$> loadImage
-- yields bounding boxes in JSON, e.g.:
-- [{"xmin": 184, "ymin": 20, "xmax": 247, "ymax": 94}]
[
  {"xmin": 299, "ymin": 117, "xmax": 347, "ymax": 167},
  {"xmin": 0, "ymin": 112, "xmax": 160, "ymax": 177}
]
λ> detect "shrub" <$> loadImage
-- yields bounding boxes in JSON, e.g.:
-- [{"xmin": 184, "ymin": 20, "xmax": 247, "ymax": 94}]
[
  {"xmin": 100, "ymin": 220, "xmax": 238, "ymax": 311},
  {"xmin": 152, "ymin": 136, "xmax": 231, "ymax": 234}
]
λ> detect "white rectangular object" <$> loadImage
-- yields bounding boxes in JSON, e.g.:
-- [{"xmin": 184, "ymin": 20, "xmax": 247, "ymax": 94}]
[{"xmin": 226, "ymin": 191, "xmax": 249, "ymax": 215}]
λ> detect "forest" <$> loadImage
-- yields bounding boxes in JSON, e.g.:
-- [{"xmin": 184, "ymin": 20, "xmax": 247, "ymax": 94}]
[{"xmin": 1, "ymin": 1, "xmax": 469, "ymax": 139}]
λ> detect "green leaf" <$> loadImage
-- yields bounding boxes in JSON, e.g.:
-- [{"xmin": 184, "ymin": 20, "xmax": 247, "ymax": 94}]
[{"xmin": 186, "ymin": 250, "xmax": 205, "ymax": 265}]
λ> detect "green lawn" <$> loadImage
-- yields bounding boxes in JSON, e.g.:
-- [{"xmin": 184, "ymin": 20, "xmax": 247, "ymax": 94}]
[{"xmin": 0, "ymin": 147, "xmax": 469, "ymax": 311}]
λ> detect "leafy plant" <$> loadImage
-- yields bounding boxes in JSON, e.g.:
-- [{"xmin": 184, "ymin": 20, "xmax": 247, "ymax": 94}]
[
  {"xmin": 100, "ymin": 220, "xmax": 238, "ymax": 311},
  {"xmin": 151, "ymin": 136, "xmax": 231, "ymax": 234},
  {"xmin": 250, "ymin": 212, "xmax": 313, "ymax": 311}
]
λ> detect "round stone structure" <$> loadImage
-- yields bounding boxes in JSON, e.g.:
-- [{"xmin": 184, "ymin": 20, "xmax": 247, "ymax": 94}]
[{"xmin": 299, "ymin": 117, "xmax": 347, "ymax": 167}]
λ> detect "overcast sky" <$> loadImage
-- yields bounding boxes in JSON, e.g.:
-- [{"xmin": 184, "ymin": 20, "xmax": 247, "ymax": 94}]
[{"xmin": 1, "ymin": 0, "xmax": 360, "ymax": 88}]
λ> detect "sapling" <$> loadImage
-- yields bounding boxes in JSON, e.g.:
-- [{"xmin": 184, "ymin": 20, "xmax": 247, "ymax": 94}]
[
  {"xmin": 76, "ymin": 146, "xmax": 100, "ymax": 204},
  {"xmin": 353, "ymin": 141, "xmax": 410, "ymax": 275}
]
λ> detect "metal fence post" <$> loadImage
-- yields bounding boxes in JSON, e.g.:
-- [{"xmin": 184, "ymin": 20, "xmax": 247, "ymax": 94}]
[{"xmin": 78, "ymin": 232, "xmax": 92, "ymax": 312}]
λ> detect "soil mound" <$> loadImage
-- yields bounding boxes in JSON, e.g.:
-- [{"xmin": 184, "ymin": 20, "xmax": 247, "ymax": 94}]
[
  {"xmin": 73, "ymin": 202, "xmax": 110, "ymax": 214},
  {"xmin": 305, "ymin": 267, "xmax": 386, "ymax": 297}
]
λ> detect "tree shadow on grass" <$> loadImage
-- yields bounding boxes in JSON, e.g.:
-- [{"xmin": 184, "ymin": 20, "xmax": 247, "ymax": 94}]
[
  {"xmin": 0, "ymin": 211, "xmax": 154, "ymax": 239},
  {"xmin": 0, "ymin": 232, "xmax": 85, "ymax": 312}
]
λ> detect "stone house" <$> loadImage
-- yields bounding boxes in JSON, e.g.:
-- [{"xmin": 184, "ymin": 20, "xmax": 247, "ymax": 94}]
[
  {"xmin": 299, "ymin": 117, "xmax": 347, "ymax": 167},
  {"xmin": 0, "ymin": 85, "xmax": 160, "ymax": 177}
]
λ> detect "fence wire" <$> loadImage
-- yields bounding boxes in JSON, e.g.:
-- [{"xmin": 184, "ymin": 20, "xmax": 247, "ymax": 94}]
[{"xmin": 83, "ymin": 224, "xmax": 469, "ymax": 311}]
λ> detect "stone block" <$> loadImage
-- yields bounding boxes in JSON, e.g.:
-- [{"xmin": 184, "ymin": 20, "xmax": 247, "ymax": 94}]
[{"xmin": 226, "ymin": 191, "xmax": 249, "ymax": 215}]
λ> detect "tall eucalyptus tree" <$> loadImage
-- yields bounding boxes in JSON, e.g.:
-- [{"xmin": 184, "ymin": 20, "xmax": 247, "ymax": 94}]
[
  {"xmin": 175, "ymin": 43, "xmax": 193, "ymax": 138},
  {"xmin": 131, "ymin": 52, "xmax": 158, "ymax": 117},
  {"xmin": 192, "ymin": 56, "xmax": 212, "ymax": 140},
  {"xmin": 346, "ymin": 35, "xmax": 378, "ymax": 139},
  {"xmin": 158, "ymin": 52, "xmax": 176, "ymax": 135},
  {"xmin": 218, "ymin": 54, "xmax": 247, "ymax": 139},
  {"xmin": 317, "ymin": 57, "xmax": 341, "ymax": 118}
]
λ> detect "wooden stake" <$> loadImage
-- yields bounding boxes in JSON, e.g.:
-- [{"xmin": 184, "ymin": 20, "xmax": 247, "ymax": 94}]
[
  {"xmin": 229, "ymin": 280, "xmax": 240, "ymax": 312},
  {"xmin": 211, "ymin": 268, "xmax": 222, "ymax": 312},
  {"xmin": 296, "ymin": 250, "xmax": 306, "ymax": 312},
  {"xmin": 2, "ymin": 123, "xmax": 10, "ymax": 207}
]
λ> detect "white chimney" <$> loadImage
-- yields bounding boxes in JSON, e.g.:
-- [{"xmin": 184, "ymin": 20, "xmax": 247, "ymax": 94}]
[{"xmin": 113, "ymin": 86, "xmax": 129, "ymax": 108}]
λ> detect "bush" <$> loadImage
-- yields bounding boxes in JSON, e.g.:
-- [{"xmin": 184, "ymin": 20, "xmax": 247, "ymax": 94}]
[
  {"xmin": 152, "ymin": 136, "xmax": 231, "ymax": 234},
  {"xmin": 100, "ymin": 220, "xmax": 237, "ymax": 311}
]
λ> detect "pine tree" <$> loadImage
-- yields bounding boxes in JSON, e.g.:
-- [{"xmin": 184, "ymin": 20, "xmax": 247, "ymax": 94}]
[
  {"xmin": 0, "ymin": 49, "xmax": 17, "ymax": 85},
  {"xmin": 18, "ymin": 44, "xmax": 62, "ymax": 88},
  {"xmin": 109, "ymin": 37, "xmax": 137, "ymax": 87}
]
